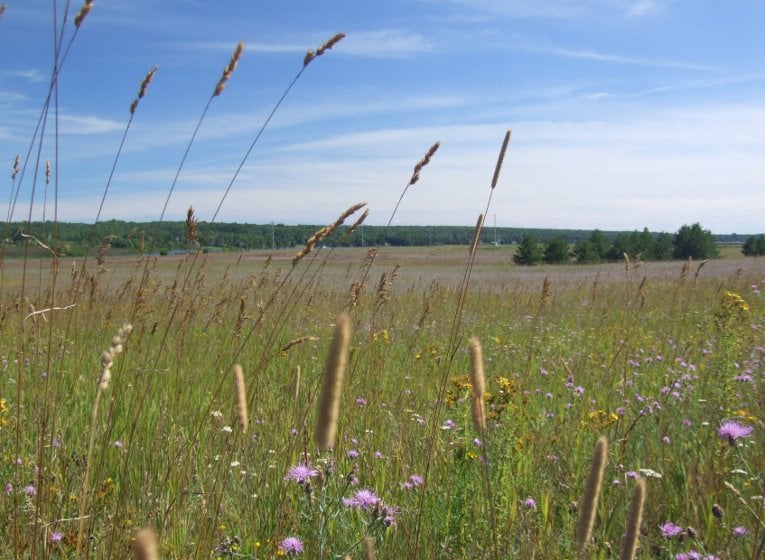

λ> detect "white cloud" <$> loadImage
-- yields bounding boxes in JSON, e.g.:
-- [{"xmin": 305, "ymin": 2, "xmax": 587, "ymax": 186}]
[{"xmin": 59, "ymin": 115, "xmax": 124, "ymax": 135}]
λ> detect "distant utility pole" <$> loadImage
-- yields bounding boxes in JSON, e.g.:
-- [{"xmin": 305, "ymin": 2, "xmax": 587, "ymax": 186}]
[{"xmin": 494, "ymin": 214, "xmax": 498, "ymax": 245}]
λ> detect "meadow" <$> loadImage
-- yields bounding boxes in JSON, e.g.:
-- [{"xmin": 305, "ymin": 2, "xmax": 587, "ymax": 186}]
[
  {"xmin": 1, "ymin": 245, "xmax": 763, "ymax": 559},
  {"xmin": 2, "ymin": 3, "xmax": 764, "ymax": 558}
]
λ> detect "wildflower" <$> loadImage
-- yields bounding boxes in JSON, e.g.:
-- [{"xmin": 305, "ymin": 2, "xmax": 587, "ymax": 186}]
[
  {"xmin": 524, "ymin": 497, "xmax": 537, "ymax": 509},
  {"xmin": 346, "ymin": 449, "xmax": 360, "ymax": 459},
  {"xmin": 473, "ymin": 438, "xmax": 482, "ymax": 447},
  {"xmin": 355, "ymin": 397, "xmax": 367, "ymax": 407},
  {"xmin": 49, "ymin": 531, "xmax": 63, "ymax": 543},
  {"xmin": 343, "ymin": 488, "xmax": 380, "ymax": 509},
  {"xmin": 732, "ymin": 526, "xmax": 747, "ymax": 537},
  {"xmin": 660, "ymin": 521, "xmax": 684, "ymax": 538},
  {"xmin": 441, "ymin": 419, "xmax": 456, "ymax": 430},
  {"xmin": 662, "ymin": 436, "xmax": 671, "ymax": 444},
  {"xmin": 278, "ymin": 536, "xmax": 304, "ymax": 556},
  {"xmin": 718, "ymin": 421, "xmax": 754, "ymax": 445},
  {"xmin": 113, "ymin": 440, "xmax": 124, "ymax": 449},
  {"xmin": 626, "ymin": 471, "xmax": 640, "ymax": 479},
  {"xmin": 374, "ymin": 450, "xmax": 384, "ymax": 459},
  {"xmin": 380, "ymin": 504, "xmax": 398, "ymax": 526},
  {"xmin": 409, "ymin": 474, "xmax": 424, "ymax": 487},
  {"xmin": 23, "ymin": 485, "xmax": 37, "ymax": 496},
  {"xmin": 574, "ymin": 386, "xmax": 585, "ymax": 396},
  {"xmin": 4, "ymin": 483, "xmax": 11, "ymax": 495},
  {"xmin": 676, "ymin": 552, "xmax": 702, "ymax": 560},
  {"xmin": 284, "ymin": 463, "xmax": 318, "ymax": 485}
]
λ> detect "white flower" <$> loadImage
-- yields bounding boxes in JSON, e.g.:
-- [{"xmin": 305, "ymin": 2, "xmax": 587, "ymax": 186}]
[{"xmin": 638, "ymin": 468, "xmax": 662, "ymax": 479}]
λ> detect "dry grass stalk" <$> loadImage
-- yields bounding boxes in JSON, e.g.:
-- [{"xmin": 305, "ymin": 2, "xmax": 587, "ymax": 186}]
[
  {"xmin": 74, "ymin": 0, "xmax": 94, "ymax": 28},
  {"xmin": 98, "ymin": 323, "xmax": 133, "ymax": 391},
  {"xmin": 620, "ymin": 478, "xmax": 646, "ymax": 560},
  {"xmin": 315, "ymin": 313, "xmax": 351, "ymax": 452},
  {"xmin": 637, "ymin": 276, "xmax": 648, "ymax": 308},
  {"xmin": 233, "ymin": 364, "xmax": 248, "ymax": 433},
  {"xmin": 214, "ymin": 41, "xmax": 244, "ymax": 96},
  {"xmin": 693, "ymin": 259, "xmax": 708, "ymax": 285},
  {"xmin": 304, "ymin": 32, "xmax": 346, "ymax": 66},
  {"xmin": 293, "ymin": 202, "xmax": 366, "ymax": 265},
  {"xmin": 576, "ymin": 436, "xmax": 608, "ymax": 552},
  {"xmin": 680, "ymin": 257, "xmax": 691, "ymax": 281},
  {"xmin": 280, "ymin": 335, "xmax": 319, "ymax": 354},
  {"xmin": 468, "ymin": 337, "xmax": 487, "ymax": 434},
  {"xmin": 78, "ymin": 323, "xmax": 133, "ymax": 550},
  {"xmin": 186, "ymin": 206, "xmax": 199, "ymax": 247},
  {"xmin": 130, "ymin": 66, "xmax": 158, "ymax": 114},
  {"xmin": 293, "ymin": 365, "xmax": 301, "ymax": 401},
  {"xmin": 363, "ymin": 535, "xmax": 376, "ymax": 560},
  {"xmin": 133, "ymin": 527, "xmax": 159, "ymax": 560},
  {"xmin": 0, "ymin": 4, "xmax": 6, "ymax": 19},
  {"xmin": 541, "ymin": 276, "xmax": 553, "ymax": 305},
  {"xmin": 469, "ymin": 213, "xmax": 484, "ymax": 256},
  {"xmin": 490, "ymin": 129, "xmax": 512, "ymax": 189},
  {"xmin": 623, "ymin": 252, "xmax": 631, "ymax": 275},
  {"xmin": 408, "ymin": 141, "xmax": 441, "ymax": 186},
  {"xmin": 338, "ymin": 208, "xmax": 369, "ymax": 243}
]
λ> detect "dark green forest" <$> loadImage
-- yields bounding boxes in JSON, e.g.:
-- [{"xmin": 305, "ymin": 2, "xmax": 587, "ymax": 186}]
[{"xmin": 0, "ymin": 219, "xmax": 760, "ymax": 262}]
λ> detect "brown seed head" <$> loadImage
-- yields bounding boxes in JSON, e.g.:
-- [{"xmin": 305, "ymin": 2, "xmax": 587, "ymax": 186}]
[
  {"xmin": 133, "ymin": 527, "xmax": 159, "ymax": 560},
  {"xmin": 410, "ymin": 141, "xmax": 440, "ymax": 184},
  {"xmin": 0, "ymin": 4, "xmax": 6, "ymax": 19},
  {"xmin": 45, "ymin": 161, "xmax": 51, "ymax": 185},
  {"xmin": 293, "ymin": 202, "xmax": 366, "ymax": 265},
  {"xmin": 468, "ymin": 338, "xmax": 488, "ymax": 434},
  {"xmin": 130, "ymin": 66, "xmax": 158, "ymax": 114},
  {"xmin": 469, "ymin": 213, "xmax": 484, "ymax": 256},
  {"xmin": 214, "ymin": 41, "xmax": 245, "ymax": 96},
  {"xmin": 314, "ymin": 313, "xmax": 351, "ymax": 452},
  {"xmin": 576, "ymin": 435, "xmax": 608, "ymax": 551},
  {"xmin": 620, "ymin": 479, "xmax": 646, "ymax": 560},
  {"xmin": 233, "ymin": 364, "xmax": 248, "ymax": 433},
  {"xmin": 490, "ymin": 129, "xmax": 511, "ymax": 189},
  {"xmin": 12, "ymin": 154, "xmax": 20, "ymax": 180},
  {"xmin": 74, "ymin": 0, "xmax": 94, "ymax": 28},
  {"xmin": 305, "ymin": 33, "xmax": 345, "ymax": 66}
]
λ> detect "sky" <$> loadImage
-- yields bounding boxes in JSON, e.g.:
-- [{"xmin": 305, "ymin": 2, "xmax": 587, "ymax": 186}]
[{"xmin": 1, "ymin": 0, "xmax": 764, "ymax": 233}]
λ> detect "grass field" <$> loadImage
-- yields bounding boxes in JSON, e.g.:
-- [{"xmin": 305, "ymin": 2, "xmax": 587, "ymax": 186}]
[
  {"xmin": 2, "ymin": 6, "xmax": 763, "ymax": 557},
  {"xmin": 1, "ymin": 246, "xmax": 763, "ymax": 558}
]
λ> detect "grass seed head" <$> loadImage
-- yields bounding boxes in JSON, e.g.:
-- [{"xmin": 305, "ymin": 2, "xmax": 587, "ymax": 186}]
[
  {"xmin": 490, "ymin": 129, "xmax": 511, "ymax": 189},
  {"xmin": 74, "ymin": 0, "xmax": 94, "ymax": 28},
  {"xmin": 233, "ymin": 364, "xmax": 248, "ymax": 433},
  {"xmin": 314, "ymin": 313, "xmax": 351, "ymax": 452},
  {"xmin": 133, "ymin": 527, "xmax": 159, "ymax": 560},
  {"xmin": 576, "ymin": 435, "xmax": 608, "ymax": 552},
  {"xmin": 620, "ymin": 478, "xmax": 646, "ymax": 560},
  {"xmin": 214, "ymin": 41, "xmax": 244, "ymax": 96}
]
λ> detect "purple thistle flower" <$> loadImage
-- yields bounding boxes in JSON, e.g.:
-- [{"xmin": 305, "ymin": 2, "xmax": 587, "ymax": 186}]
[
  {"xmin": 409, "ymin": 474, "xmax": 424, "ymax": 487},
  {"xmin": 284, "ymin": 463, "xmax": 318, "ymax": 484},
  {"xmin": 441, "ymin": 419, "xmax": 456, "ymax": 430},
  {"xmin": 278, "ymin": 536, "xmax": 304, "ymax": 555},
  {"xmin": 23, "ymin": 485, "xmax": 37, "ymax": 496},
  {"xmin": 4, "ymin": 482, "xmax": 11, "ymax": 496},
  {"xmin": 355, "ymin": 397, "xmax": 367, "ymax": 406},
  {"xmin": 343, "ymin": 488, "xmax": 380, "ymax": 510},
  {"xmin": 524, "ymin": 497, "xmax": 537, "ymax": 509},
  {"xmin": 660, "ymin": 521, "xmax": 684, "ymax": 538},
  {"xmin": 49, "ymin": 531, "xmax": 63, "ymax": 543},
  {"xmin": 676, "ymin": 552, "xmax": 702, "ymax": 560},
  {"xmin": 732, "ymin": 526, "xmax": 748, "ymax": 538},
  {"xmin": 718, "ymin": 420, "xmax": 754, "ymax": 445},
  {"xmin": 346, "ymin": 449, "xmax": 360, "ymax": 459},
  {"xmin": 381, "ymin": 504, "xmax": 398, "ymax": 527}
]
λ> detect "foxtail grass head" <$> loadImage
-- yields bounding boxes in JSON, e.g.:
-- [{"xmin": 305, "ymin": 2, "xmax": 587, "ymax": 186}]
[
  {"xmin": 576, "ymin": 436, "xmax": 608, "ymax": 552},
  {"xmin": 314, "ymin": 313, "xmax": 351, "ymax": 452}
]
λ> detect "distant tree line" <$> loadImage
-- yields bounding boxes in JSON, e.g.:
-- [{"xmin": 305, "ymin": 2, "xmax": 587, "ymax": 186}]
[
  {"xmin": 0, "ymin": 219, "xmax": 759, "ymax": 261},
  {"xmin": 513, "ymin": 223, "xmax": 724, "ymax": 265}
]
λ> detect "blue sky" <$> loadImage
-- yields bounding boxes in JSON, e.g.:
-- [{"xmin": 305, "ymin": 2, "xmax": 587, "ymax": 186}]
[{"xmin": 1, "ymin": 0, "xmax": 763, "ymax": 233}]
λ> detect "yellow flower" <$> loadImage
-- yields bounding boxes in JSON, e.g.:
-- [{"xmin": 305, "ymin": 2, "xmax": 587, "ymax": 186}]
[{"xmin": 581, "ymin": 410, "xmax": 619, "ymax": 430}]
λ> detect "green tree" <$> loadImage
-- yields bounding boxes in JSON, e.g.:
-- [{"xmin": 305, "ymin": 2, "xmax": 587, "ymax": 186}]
[
  {"xmin": 673, "ymin": 223, "xmax": 719, "ymax": 260},
  {"xmin": 573, "ymin": 229, "xmax": 610, "ymax": 264},
  {"xmin": 513, "ymin": 234, "xmax": 543, "ymax": 265},
  {"xmin": 543, "ymin": 236, "xmax": 570, "ymax": 264},
  {"xmin": 742, "ymin": 234, "xmax": 765, "ymax": 256},
  {"xmin": 653, "ymin": 232, "xmax": 674, "ymax": 260}
]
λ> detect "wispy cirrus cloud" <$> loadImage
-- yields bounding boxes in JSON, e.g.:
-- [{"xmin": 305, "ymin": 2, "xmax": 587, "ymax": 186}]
[{"xmin": 516, "ymin": 42, "xmax": 712, "ymax": 71}]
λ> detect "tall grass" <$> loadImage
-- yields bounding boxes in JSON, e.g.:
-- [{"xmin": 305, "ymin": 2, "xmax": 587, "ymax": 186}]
[{"xmin": 1, "ymin": 3, "xmax": 764, "ymax": 559}]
